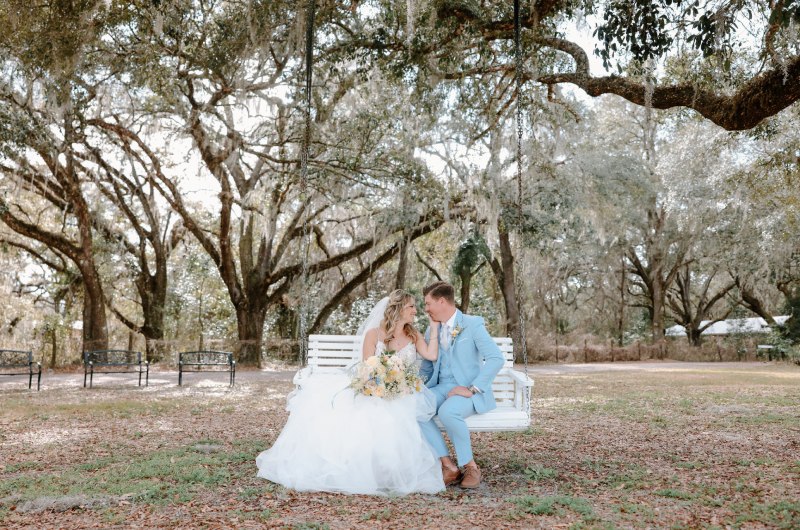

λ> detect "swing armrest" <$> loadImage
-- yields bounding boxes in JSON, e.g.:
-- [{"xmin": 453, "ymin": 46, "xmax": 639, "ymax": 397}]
[{"xmin": 503, "ymin": 368, "xmax": 534, "ymax": 387}]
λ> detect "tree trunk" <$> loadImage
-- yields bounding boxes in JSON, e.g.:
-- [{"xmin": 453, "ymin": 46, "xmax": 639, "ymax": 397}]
[
  {"xmin": 687, "ymin": 327, "xmax": 703, "ymax": 346},
  {"xmin": 236, "ymin": 305, "xmax": 268, "ymax": 365},
  {"xmin": 274, "ymin": 302, "xmax": 298, "ymax": 341},
  {"xmin": 666, "ymin": 267, "xmax": 736, "ymax": 348},
  {"xmin": 80, "ymin": 265, "xmax": 109, "ymax": 352},
  {"xmin": 618, "ymin": 251, "xmax": 625, "ymax": 346},
  {"xmin": 139, "ymin": 269, "xmax": 168, "ymax": 362},
  {"xmin": 491, "ymin": 219, "xmax": 522, "ymax": 359},
  {"xmin": 651, "ymin": 279, "xmax": 665, "ymax": 342},
  {"xmin": 49, "ymin": 327, "xmax": 58, "ymax": 368},
  {"xmin": 64, "ymin": 113, "xmax": 109, "ymax": 354},
  {"xmin": 141, "ymin": 317, "xmax": 165, "ymax": 362},
  {"xmin": 109, "ymin": 270, "xmax": 168, "ymax": 361},
  {"xmin": 459, "ymin": 270, "xmax": 471, "ymax": 314},
  {"xmin": 395, "ymin": 234, "xmax": 408, "ymax": 289}
]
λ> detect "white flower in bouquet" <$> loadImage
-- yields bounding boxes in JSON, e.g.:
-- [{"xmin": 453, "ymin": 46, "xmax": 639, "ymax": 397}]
[{"xmin": 350, "ymin": 351, "xmax": 424, "ymax": 399}]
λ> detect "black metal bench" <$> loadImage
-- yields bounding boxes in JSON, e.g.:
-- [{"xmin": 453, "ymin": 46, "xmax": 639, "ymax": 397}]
[
  {"xmin": 0, "ymin": 350, "xmax": 41, "ymax": 390},
  {"xmin": 178, "ymin": 351, "xmax": 235, "ymax": 387},
  {"xmin": 83, "ymin": 350, "xmax": 149, "ymax": 388}
]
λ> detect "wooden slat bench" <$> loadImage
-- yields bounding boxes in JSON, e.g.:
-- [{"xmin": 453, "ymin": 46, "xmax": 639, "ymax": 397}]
[
  {"xmin": 83, "ymin": 350, "xmax": 149, "ymax": 388},
  {"xmin": 294, "ymin": 335, "xmax": 534, "ymax": 432},
  {"xmin": 178, "ymin": 351, "xmax": 236, "ymax": 387},
  {"xmin": 0, "ymin": 350, "xmax": 41, "ymax": 391}
]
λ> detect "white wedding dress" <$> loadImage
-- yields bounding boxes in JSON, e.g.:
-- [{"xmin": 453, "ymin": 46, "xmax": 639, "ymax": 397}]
[{"xmin": 256, "ymin": 341, "xmax": 444, "ymax": 495}]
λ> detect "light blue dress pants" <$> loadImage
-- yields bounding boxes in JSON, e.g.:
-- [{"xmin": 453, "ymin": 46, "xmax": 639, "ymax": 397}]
[{"xmin": 419, "ymin": 381, "xmax": 477, "ymax": 466}]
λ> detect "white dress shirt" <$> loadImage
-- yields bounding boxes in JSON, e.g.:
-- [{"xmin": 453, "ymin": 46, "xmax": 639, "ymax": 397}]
[{"xmin": 441, "ymin": 312, "xmax": 457, "ymax": 348}]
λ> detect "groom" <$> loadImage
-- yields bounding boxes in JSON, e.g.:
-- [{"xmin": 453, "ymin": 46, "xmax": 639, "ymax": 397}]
[{"xmin": 419, "ymin": 281, "xmax": 505, "ymax": 489}]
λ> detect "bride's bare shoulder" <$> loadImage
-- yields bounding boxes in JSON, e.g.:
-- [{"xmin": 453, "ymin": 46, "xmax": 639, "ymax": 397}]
[{"xmin": 364, "ymin": 328, "xmax": 381, "ymax": 340}]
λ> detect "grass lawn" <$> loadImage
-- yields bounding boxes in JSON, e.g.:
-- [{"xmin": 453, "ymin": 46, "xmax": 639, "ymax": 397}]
[{"xmin": 1, "ymin": 362, "xmax": 799, "ymax": 528}]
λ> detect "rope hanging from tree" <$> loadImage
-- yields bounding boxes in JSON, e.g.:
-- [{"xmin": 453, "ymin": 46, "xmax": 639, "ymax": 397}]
[
  {"xmin": 298, "ymin": 0, "xmax": 316, "ymax": 368},
  {"xmin": 513, "ymin": 0, "xmax": 530, "ymax": 378}
]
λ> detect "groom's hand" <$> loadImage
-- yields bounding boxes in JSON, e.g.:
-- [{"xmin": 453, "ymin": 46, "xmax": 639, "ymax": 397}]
[{"xmin": 447, "ymin": 386, "xmax": 474, "ymax": 398}]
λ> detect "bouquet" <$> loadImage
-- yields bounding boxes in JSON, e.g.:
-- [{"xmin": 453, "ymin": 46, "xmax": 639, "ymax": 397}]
[{"xmin": 350, "ymin": 351, "xmax": 424, "ymax": 399}]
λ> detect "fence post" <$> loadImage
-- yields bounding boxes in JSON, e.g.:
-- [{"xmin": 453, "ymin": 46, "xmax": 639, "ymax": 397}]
[{"xmin": 555, "ymin": 336, "xmax": 559, "ymax": 363}]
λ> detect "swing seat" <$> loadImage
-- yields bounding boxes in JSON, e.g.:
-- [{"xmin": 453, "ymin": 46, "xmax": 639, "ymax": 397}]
[{"xmin": 293, "ymin": 335, "xmax": 534, "ymax": 432}]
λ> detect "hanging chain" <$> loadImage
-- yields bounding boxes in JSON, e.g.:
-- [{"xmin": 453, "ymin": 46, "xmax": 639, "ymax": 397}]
[
  {"xmin": 298, "ymin": 0, "xmax": 316, "ymax": 368},
  {"xmin": 514, "ymin": 0, "xmax": 524, "ymax": 209},
  {"xmin": 515, "ymin": 262, "xmax": 530, "ymax": 379},
  {"xmin": 513, "ymin": 0, "xmax": 530, "ymax": 379}
]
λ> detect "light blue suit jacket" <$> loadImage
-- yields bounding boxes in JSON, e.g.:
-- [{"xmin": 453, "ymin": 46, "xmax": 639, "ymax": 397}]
[{"xmin": 421, "ymin": 310, "xmax": 505, "ymax": 414}]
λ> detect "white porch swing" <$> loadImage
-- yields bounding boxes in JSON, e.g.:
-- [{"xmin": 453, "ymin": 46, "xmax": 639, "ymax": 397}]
[{"xmin": 293, "ymin": 0, "xmax": 534, "ymax": 432}]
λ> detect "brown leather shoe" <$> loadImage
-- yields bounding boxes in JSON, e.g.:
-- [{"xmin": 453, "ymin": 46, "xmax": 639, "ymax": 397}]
[
  {"xmin": 442, "ymin": 464, "xmax": 462, "ymax": 486},
  {"xmin": 460, "ymin": 464, "xmax": 481, "ymax": 489}
]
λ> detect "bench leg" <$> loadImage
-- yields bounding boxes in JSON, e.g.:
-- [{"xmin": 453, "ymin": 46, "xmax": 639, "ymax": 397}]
[
  {"xmin": 29, "ymin": 371, "xmax": 33, "ymax": 390},
  {"xmin": 90, "ymin": 368, "xmax": 94, "ymax": 388},
  {"xmin": 138, "ymin": 367, "xmax": 142, "ymax": 387},
  {"xmin": 145, "ymin": 365, "xmax": 149, "ymax": 387},
  {"xmin": 37, "ymin": 370, "xmax": 41, "ymax": 391},
  {"xmin": 83, "ymin": 368, "xmax": 87, "ymax": 388},
  {"xmin": 179, "ymin": 366, "xmax": 183, "ymax": 386}
]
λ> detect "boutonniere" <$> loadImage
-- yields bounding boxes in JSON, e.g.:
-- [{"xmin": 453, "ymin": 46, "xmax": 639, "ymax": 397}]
[{"xmin": 451, "ymin": 325, "xmax": 464, "ymax": 340}]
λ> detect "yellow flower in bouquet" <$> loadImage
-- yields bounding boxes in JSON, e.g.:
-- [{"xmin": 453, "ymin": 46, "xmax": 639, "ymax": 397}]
[
  {"xmin": 387, "ymin": 368, "xmax": 402, "ymax": 382},
  {"xmin": 350, "ymin": 351, "xmax": 425, "ymax": 400}
]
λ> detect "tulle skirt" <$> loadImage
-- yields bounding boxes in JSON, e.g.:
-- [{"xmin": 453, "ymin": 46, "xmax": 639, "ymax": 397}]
[{"xmin": 256, "ymin": 372, "xmax": 444, "ymax": 496}]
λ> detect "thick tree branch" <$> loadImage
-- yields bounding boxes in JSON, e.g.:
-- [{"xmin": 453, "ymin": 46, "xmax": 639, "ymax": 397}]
[
  {"xmin": 414, "ymin": 246, "xmax": 444, "ymax": 281},
  {"xmin": 536, "ymin": 45, "xmax": 800, "ymax": 131},
  {"xmin": 272, "ymin": 205, "xmax": 470, "ymax": 284},
  {"xmin": 0, "ymin": 237, "xmax": 68, "ymax": 272},
  {"xmin": 431, "ymin": 4, "xmax": 800, "ymax": 131},
  {"xmin": 309, "ymin": 242, "xmax": 403, "ymax": 333},
  {"xmin": 0, "ymin": 202, "xmax": 82, "ymax": 261},
  {"xmin": 108, "ymin": 303, "xmax": 143, "ymax": 334}
]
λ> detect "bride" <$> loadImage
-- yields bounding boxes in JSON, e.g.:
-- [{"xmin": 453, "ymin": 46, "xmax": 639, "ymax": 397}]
[{"xmin": 256, "ymin": 289, "xmax": 444, "ymax": 495}]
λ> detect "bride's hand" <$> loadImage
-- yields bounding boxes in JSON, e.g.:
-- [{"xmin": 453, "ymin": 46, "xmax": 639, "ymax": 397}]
[{"xmin": 418, "ymin": 320, "xmax": 439, "ymax": 361}]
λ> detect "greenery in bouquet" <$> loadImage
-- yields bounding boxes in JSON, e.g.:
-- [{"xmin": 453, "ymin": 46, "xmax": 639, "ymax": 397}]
[{"xmin": 350, "ymin": 352, "xmax": 424, "ymax": 399}]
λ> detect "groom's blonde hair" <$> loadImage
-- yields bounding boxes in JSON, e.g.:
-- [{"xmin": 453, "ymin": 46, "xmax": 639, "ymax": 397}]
[{"xmin": 423, "ymin": 281, "xmax": 455, "ymax": 304}]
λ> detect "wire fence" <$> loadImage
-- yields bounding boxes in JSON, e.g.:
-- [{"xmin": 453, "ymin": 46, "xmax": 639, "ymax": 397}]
[
  {"xmin": 523, "ymin": 335, "xmax": 775, "ymax": 364},
  {"xmin": 0, "ymin": 334, "xmax": 303, "ymax": 368},
  {"xmin": 0, "ymin": 328, "xmax": 787, "ymax": 368}
]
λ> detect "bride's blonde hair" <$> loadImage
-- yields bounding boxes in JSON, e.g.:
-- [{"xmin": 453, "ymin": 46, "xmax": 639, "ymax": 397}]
[{"xmin": 381, "ymin": 289, "xmax": 419, "ymax": 346}]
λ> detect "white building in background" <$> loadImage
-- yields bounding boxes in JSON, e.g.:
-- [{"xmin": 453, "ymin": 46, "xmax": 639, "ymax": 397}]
[{"xmin": 666, "ymin": 316, "xmax": 792, "ymax": 338}]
